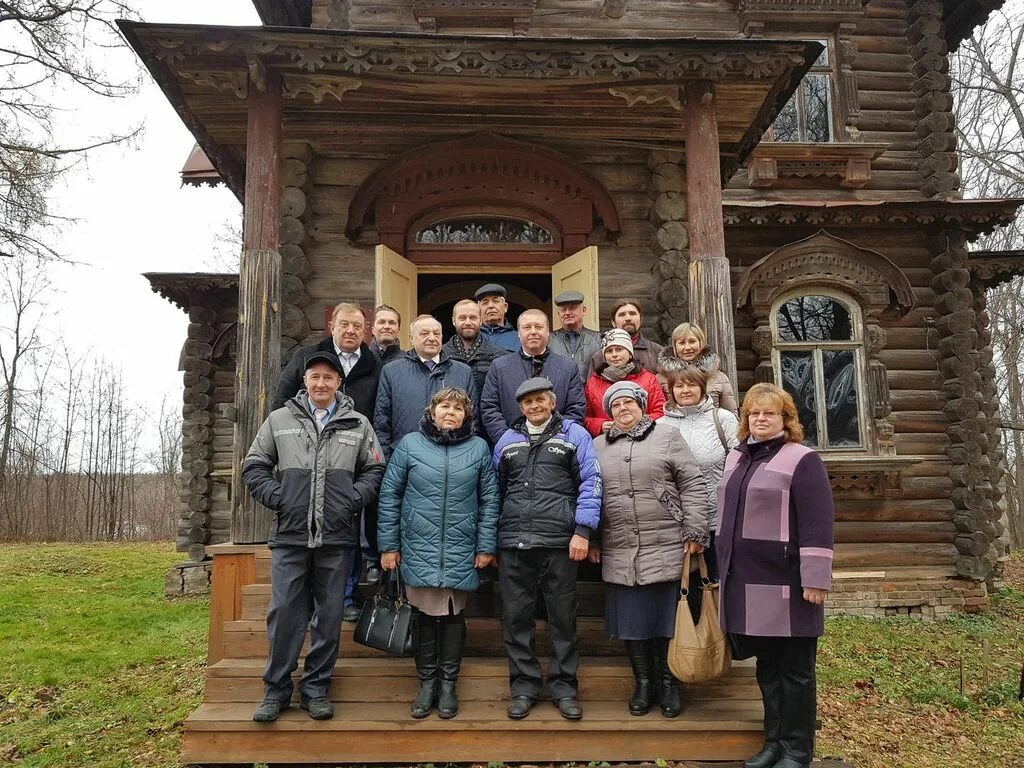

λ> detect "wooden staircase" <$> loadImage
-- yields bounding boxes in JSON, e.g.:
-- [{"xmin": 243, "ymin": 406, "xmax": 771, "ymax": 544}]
[{"xmin": 184, "ymin": 545, "xmax": 765, "ymax": 764}]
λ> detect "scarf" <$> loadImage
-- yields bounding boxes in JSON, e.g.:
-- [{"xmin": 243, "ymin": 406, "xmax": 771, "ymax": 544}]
[
  {"xmin": 450, "ymin": 333, "xmax": 485, "ymax": 360},
  {"xmin": 521, "ymin": 347, "xmax": 551, "ymax": 378},
  {"xmin": 606, "ymin": 415, "xmax": 655, "ymax": 443},
  {"xmin": 599, "ymin": 361, "xmax": 636, "ymax": 383}
]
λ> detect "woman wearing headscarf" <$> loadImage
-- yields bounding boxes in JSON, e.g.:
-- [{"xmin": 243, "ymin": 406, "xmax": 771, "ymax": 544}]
[
  {"xmin": 657, "ymin": 322, "xmax": 738, "ymax": 414},
  {"xmin": 590, "ymin": 381, "xmax": 708, "ymax": 718},
  {"xmin": 377, "ymin": 387, "xmax": 500, "ymax": 720},
  {"xmin": 717, "ymin": 383, "xmax": 834, "ymax": 768},
  {"xmin": 661, "ymin": 364, "xmax": 739, "ymax": 580},
  {"xmin": 583, "ymin": 328, "xmax": 666, "ymax": 437}
]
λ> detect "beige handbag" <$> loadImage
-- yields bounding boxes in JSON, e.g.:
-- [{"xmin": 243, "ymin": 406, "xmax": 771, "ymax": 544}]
[{"xmin": 667, "ymin": 551, "xmax": 732, "ymax": 683}]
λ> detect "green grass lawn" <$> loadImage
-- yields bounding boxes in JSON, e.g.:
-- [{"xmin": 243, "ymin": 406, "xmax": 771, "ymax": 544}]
[{"xmin": 0, "ymin": 543, "xmax": 1021, "ymax": 767}]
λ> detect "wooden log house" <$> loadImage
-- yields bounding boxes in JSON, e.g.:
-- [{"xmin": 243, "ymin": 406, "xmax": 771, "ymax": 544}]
[{"xmin": 133, "ymin": 0, "xmax": 1023, "ymax": 763}]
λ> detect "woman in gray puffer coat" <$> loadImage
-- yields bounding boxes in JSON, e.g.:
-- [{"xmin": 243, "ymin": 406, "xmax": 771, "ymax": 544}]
[
  {"xmin": 378, "ymin": 387, "xmax": 499, "ymax": 721},
  {"xmin": 661, "ymin": 364, "xmax": 740, "ymax": 581},
  {"xmin": 590, "ymin": 381, "xmax": 708, "ymax": 719}
]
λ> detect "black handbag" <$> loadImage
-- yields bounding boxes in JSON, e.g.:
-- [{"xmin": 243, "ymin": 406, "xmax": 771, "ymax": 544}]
[{"xmin": 353, "ymin": 569, "xmax": 416, "ymax": 656}]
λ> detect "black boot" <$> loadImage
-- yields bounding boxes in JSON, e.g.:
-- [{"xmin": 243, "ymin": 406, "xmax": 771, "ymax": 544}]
[
  {"xmin": 623, "ymin": 639, "xmax": 654, "ymax": 716},
  {"xmin": 437, "ymin": 615, "xmax": 466, "ymax": 719},
  {"xmin": 744, "ymin": 653, "xmax": 782, "ymax": 768},
  {"xmin": 776, "ymin": 638, "xmax": 817, "ymax": 768},
  {"xmin": 653, "ymin": 637, "xmax": 681, "ymax": 718},
  {"xmin": 410, "ymin": 613, "xmax": 439, "ymax": 719}
]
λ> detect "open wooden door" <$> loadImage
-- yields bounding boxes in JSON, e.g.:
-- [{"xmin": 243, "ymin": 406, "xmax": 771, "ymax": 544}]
[
  {"xmin": 375, "ymin": 245, "xmax": 418, "ymax": 339},
  {"xmin": 551, "ymin": 246, "xmax": 600, "ymax": 330}
]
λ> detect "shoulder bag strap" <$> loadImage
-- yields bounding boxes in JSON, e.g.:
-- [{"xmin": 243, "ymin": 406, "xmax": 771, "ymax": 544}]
[{"xmin": 711, "ymin": 407, "xmax": 729, "ymax": 451}]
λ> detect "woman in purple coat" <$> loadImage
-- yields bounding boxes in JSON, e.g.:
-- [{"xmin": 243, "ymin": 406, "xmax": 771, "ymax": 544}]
[{"xmin": 716, "ymin": 383, "xmax": 834, "ymax": 768}]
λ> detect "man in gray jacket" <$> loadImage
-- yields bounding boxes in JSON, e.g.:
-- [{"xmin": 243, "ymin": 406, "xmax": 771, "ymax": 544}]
[
  {"xmin": 243, "ymin": 350, "xmax": 385, "ymax": 723},
  {"xmin": 548, "ymin": 290, "xmax": 602, "ymax": 380}
]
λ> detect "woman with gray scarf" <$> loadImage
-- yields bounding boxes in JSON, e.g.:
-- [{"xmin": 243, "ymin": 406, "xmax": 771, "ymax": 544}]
[
  {"xmin": 590, "ymin": 381, "xmax": 708, "ymax": 718},
  {"xmin": 583, "ymin": 329, "xmax": 666, "ymax": 437}
]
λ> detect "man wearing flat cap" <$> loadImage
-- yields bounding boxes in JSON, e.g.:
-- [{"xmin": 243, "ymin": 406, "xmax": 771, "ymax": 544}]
[
  {"xmin": 491, "ymin": 377, "xmax": 602, "ymax": 722},
  {"xmin": 243, "ymin": 350, "xmax": 385, "ymax": 724},
  {"xmin": 548, "ymin": 290, "xmax": 603, "ymax": 380},
  {"xmin": 475, "ymin": 283, "xmax": 521, "ymax": 353}
]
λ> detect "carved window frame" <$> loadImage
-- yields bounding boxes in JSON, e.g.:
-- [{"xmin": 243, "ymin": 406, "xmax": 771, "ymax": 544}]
[{"xmin": 770, "ymin": 288, "xmax": 870, "ymax": 453}]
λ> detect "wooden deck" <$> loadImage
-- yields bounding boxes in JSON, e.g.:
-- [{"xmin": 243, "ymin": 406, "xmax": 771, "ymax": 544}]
[{"xmin": 184, "ymin": 545, "xmax": 765, "ymax": 764}]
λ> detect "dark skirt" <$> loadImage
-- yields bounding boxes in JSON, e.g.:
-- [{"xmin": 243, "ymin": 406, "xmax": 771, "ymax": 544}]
[{"xmin": 604, "ymin": 580, "xmax": 681, "ymax": 640}]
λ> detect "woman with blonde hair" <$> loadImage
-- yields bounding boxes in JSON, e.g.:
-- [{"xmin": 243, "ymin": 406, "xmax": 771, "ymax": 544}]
[
  {"xmin": 716, "ymin": 383, "xmax": 834, "ymax": 768},
  {"xmin": 657, "ymin": 322, "xmax": 738, "ymax": 413}
]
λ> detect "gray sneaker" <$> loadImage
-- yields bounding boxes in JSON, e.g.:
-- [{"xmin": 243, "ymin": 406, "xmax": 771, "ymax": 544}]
[
  {"xmin": 300, "ymin": 695, "xmax": 335, "ymax": 720},
  {"xmin": 252, "ymin": 698, "xmax": 289, "ymax": 722}
]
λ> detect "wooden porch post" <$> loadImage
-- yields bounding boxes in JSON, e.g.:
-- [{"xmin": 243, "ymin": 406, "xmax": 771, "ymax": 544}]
[
  {"xmin": 231, "ymin": 66, "xmax": 283, "ymax": 544},
  {"xmin": 684, "ymin": 81, "xmax": 738, "ymax": 398}
]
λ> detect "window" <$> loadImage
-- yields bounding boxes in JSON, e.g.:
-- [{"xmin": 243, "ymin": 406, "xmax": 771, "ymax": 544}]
[
  {"xmin": 771, "ymin": 43, "xmax": 834, "ymax": 143},
  {"xmin": 415, "ymin": 217, "xmax": 553, "ymax": 245},
  {"xmin": 772, "ymin": 293, "xmax": 864, "ymax": 450}
]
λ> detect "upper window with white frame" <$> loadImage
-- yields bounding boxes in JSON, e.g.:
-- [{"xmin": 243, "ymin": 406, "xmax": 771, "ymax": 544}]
[
  {"xmin": 770, "ymin": 42, "xmax": 835, "ymax": 143},
  {"xmin": 772, "ymin": 292, "xmax": 865, "ymax": 450}
]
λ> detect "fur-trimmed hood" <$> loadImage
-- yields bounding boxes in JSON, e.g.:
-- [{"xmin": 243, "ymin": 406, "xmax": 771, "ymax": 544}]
[{"xmin": 657, "ymin": 346, "xmax": 721, "ymax": 376}]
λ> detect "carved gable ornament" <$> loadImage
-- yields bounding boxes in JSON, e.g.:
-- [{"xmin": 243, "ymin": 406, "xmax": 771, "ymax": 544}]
[{"xmin": 735, "ymin": 230, "xmax": 916, "ymax": 316}]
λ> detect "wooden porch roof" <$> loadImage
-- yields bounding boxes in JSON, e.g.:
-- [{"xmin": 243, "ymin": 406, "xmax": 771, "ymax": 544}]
[{"xmin": 118, "ymin": 21, "xmax": 821, "ymax": 200}]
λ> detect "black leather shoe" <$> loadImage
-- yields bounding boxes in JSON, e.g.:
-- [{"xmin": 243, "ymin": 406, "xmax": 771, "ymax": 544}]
[
  {"xmin": 555, "ymin": 696, "xmax": 583, "ymax": 721},
  {"xmin": 772, "ymin": 758, "xmax": 811, "ymax": 768},
  {"xmin": 300, "ymin": 695, "xmax": 334, "ymax": 720},
  {"xmin": 342, "ymin": 604, "xmax": 362, "ymax": 622},
  {"xmin": 252, "ymin": 698, "xmax": 288, "ymax": 722},
  {"xmin": 743, "ymin": 744, "xmax": 782, "ymax": 768},
  {"xmin": 506, "ymin": 696, "xmax": 536, "ymax": 719}
]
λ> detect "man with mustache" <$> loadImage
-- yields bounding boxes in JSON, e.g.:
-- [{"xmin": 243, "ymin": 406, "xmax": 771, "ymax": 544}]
[
  {"xmin": 442, "ymin": 298, "xmax": 507, "ymax": 414},
  {"xmin": 475, "ymin": 283, "xmax": 521, "ymax": 353}
]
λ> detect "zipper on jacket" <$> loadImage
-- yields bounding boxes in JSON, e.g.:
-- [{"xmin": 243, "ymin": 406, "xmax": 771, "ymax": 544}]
[{"xmin": 440, "ymin": 445, "xmax": 449, "ymax": 583}]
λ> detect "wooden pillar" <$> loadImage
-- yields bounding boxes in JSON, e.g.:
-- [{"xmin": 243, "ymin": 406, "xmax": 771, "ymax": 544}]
[
  {"xmin": 231, "ymin": 66, "xmax": 283, "ymax": 544},
  {"xmin": 684, "ymin": 81, "xmax": 738, "ymax": 398}
]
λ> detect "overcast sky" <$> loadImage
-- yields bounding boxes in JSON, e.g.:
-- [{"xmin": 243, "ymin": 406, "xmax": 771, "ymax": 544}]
[{"xmin": 42, "ymin": 1, "xmax": 258, "ymax": 436}]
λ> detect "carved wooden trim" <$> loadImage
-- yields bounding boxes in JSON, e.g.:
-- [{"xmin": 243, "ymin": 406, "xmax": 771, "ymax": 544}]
[
  {"xmin": 738, "ymin": 0, "xmax": 868, "ymax": 35},
  {"xmin": 734, "ymin": 229, "xmax": 916, "ymax": 315},
  {"xmin": 824, "ymin": 455, "xmax": 924, "ymax": 498},
  {"xmin": 746, "ymin": 142, "xmax": 888, "ymax": 189},
  {"xmin": 411, "ymin": 0, "xmax": 537, "ymax": 34},
  {"xmin": 967, "ymin": 251, "xmax": 1024, "ymax": 288},
  {"xmin": 608, "ymin": 85, "xmax": 683, "ymax": 111},
  {"xmin": 347, "ymin": 133, "xmax": 621, "ymax": 254}
]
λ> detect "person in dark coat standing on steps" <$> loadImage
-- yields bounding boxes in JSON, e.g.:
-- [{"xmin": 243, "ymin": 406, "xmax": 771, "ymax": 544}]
[
  {"xmin": 717, "ymin": 383, "xmax": 834, "ymax": 768},
  {"xmin": 244, "ymin": 350, "xmax": 385, "ymax": 724},
  {"xmin": 373, "ymin": 314, "xmax": 477, "ymax": 458},
  {"xmin": 442, "ymin": 298, "xmax": 507, "ymax": 412},
  {"xmin": 548, "ymin": 289, "xmax": 603, "ymax": 381},
  {"xmin": 273, "ymin": 302, "xmax": 383, "ymax": 417},
  {"xmin": 475, "ymin": 283, "xmax": 521, "ymax": 352},
  {"xmin": 492, "ymin": 377, "xmax": 602, "ymax": 722},
  {"xmin": 370, "ymin": 304, "xmax": 404, "ymax": 363},
  {"xmin": 480, "ymin": 309, "xmax": 585, "ymax": 445},
  {"xmin": 377, "ymin": 387, "xmax": 499, "ymax": 720}
]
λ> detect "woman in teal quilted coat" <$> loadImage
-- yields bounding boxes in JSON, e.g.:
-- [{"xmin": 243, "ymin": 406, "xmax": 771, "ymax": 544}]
[{"xmin": 378, "ymin": 387, "xmax": 499, "ymax": 721}]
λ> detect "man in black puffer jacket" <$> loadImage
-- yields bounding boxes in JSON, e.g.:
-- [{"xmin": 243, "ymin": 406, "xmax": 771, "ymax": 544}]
[{"xmin": 243, "ymin": 350, "xmax": 385, "ymax": 724}]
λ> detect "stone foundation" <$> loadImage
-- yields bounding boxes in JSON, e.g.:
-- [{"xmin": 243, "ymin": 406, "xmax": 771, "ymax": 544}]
[
  {"xmin": 165, "ymin": 561, "xmax": 213, "ymax": 598},
  {"xmin": 825, "ymin": 576, "xmax": 988, "ymax": 618}
]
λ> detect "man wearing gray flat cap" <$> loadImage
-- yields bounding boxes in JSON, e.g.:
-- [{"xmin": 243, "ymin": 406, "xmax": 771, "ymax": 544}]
[
  {"xmin": 492, "ymin": 376, "xmax": 602, "ymax": 722},
  {"xmin": 474, "ymin": 283, "xmax": 520, "ymax": 353},
  {"xmin": 549, "ymin": 290, "xmax": 603, "ymax": 380}
]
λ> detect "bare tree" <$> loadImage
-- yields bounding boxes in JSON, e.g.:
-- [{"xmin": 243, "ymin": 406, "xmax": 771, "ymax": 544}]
[{"xmin": 0, "ymin": 1, "xmax": 140, "ymax": 261}]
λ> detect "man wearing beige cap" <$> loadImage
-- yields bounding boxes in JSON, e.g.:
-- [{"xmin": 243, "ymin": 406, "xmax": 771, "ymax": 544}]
[{"xmin": 548, "ymin": 289, "xmax": 602, "ymax": 380}]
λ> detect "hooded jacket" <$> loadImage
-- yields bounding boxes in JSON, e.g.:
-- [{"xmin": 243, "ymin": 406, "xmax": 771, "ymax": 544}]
[
  {"xmin": 242, "ymin": 390, "xmax": 386, "ymax": 549},
  {"xmin": 594, "ymin": 420, "xmax": 709, "ymax": 587},
  {"xmin": 373, "ymin": 349, "xmax": 478, "ymax": 458},
  {"xmin": 377, "ymin": 417, "xmax": 499, "ymax": 591},
  {"xmin": 657, "ymin": 346, "xmax": 738, "ymax": 414},
  {"xmin": 661, "ymin": 396, "xmax": 740, "ymax": 531},
  {"xmin": 492, "ymin": 413, "xmax": 602, "ymax": 549},
  {"xmin": 272, "ymin": 338, "xmax": 382, "ymax": 420},
  {"xmin": 480, "ymin": 321, "xmax": 521, "ymax": 352}
]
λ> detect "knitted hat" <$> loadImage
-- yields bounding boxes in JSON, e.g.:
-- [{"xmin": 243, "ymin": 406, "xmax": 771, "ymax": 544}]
[
  {"xmin": 602, "ymin": 328, "xmax": 634, "ymax": 356},
  {"xmin": 603, "ymin": 380, "xmax": 647, "ymax": 417}
]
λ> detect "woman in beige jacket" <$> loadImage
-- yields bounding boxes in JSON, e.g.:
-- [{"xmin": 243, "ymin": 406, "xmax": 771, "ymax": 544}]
[{"xmin": 590, "ymin": 381, "xmax": 708, "ymax": 718}]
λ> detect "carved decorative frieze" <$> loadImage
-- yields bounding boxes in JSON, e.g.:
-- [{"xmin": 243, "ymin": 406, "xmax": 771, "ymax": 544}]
[
  {"xmin": 738, "ymin": 0, "xmax": 868, "ymax": 35},
  {"xmin": 967, "ymin": 251, "xmax": 1024, "ymax": 288},
  {"xmin": 746, "ymin": 142, "xmax": 887, "ymax": 188},
  {"xmin": 608, "ymin": 85, "xmax": 683, "ymax": 111},
  {"xmin": 412, "ymin": 0, "xmax": 537, "ymax": 34},
  {"xmin": 283, "ymin": 75, "xmax": 362, "ymax": 103}
]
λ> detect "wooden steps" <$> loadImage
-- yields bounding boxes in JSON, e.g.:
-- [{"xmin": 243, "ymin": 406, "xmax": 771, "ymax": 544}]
[{"xmin": 190, "ymin": 545, "xmax": 767, "ymax": 764}]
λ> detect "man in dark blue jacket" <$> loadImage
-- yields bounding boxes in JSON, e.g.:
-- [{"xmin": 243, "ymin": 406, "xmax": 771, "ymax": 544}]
[
  {"xmin": 492, "ymin": 377, "xmax": 601, "ymax": 722},
  {"xmin": 480, "ymin": 309, "xmax": 585, "ymax": 445},
  {"xmin": 373, "ymin": 314, "xmax": 477, "ymax": 458},
  {"xmin": 475, "ymin": 283, "xmax": 520, "ymax": 352}
]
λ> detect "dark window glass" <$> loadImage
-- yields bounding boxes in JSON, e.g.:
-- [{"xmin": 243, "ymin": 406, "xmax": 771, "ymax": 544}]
[
  {"xmin": 776, "ymin": 296, "xmax": 853, "ymax": 343},
  {"xmin": 813, "ymin": 47, "xmax": 830, "ymax": 68},
  {"xmin": 416, "ymin": 217, "xmax": 553, "ymax": 245},
  {"xmin": 803, "ymin": 74, "xmax": 832, "ymax": 143},
  {"xmin": 780, "ymin": 351, "xmax": 819, "ymax": 447},
  {"xmin": 822, "ymin": 350, "xmax": 860, "ymax": 447},
  {"xmin": 774, "ymin": 97, "xmax": 800, "ymax": 142}
]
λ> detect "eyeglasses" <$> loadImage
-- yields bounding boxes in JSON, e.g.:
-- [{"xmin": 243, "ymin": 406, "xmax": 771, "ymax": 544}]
[{"xmin": 748, "ymin": 410, "xmax": 781, "ymax": 419}]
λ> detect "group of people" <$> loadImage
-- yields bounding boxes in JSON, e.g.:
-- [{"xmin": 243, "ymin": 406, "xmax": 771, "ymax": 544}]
[{"xmin": 242, "ymin": 284, "xmax": 834, "ymax": 768}]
